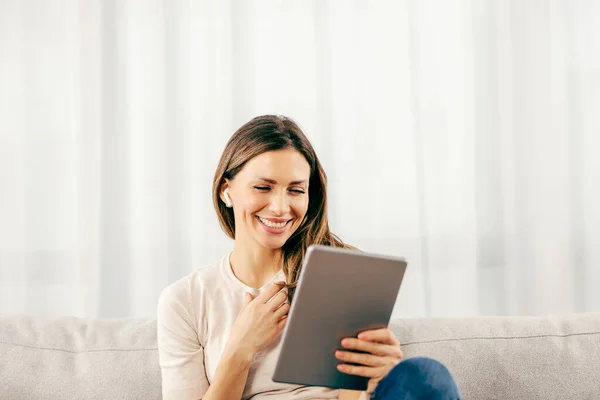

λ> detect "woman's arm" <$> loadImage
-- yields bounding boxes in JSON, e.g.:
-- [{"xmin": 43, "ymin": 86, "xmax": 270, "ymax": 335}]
[
  {"xmin": 201, "ymin": 349, "xmax": 253, "ymax": 400},
  {"xmin": 157, "ymin": 288, "xmax": 255, "ymax": 400},
  {"xmin": 157, "ymin": 282, "xmax": 211, "ymax": 399},
  {"xmin": 158, "ymin": 280, "xmax": 288, "ymax": 399}
]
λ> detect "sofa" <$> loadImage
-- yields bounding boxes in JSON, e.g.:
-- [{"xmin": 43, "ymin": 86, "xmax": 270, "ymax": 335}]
[{"xmin": 1, "ymin": 312, "xmax": 599, "ymax": 399}]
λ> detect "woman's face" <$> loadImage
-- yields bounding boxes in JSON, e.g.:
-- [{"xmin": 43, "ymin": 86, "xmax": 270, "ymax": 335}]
[{"xmin": 224, "ymin": 148, "xmax": 311, "ymax": 250}]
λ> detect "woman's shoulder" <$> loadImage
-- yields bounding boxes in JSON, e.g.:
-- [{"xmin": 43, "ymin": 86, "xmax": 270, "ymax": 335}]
[{"xmin": 157, "ymin": 255, "xmax": 228, "ymax": 312}]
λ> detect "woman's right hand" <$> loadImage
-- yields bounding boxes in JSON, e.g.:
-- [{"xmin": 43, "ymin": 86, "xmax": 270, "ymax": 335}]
[{"xmin": 223, "ymin": 281, "xmax": 290, "ymax": 361}]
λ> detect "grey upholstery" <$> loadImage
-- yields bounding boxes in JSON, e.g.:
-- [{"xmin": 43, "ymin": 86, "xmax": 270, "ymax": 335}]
[{"xmin": 1, "ymin": 312, "xmax": 599, "ymax": 399}]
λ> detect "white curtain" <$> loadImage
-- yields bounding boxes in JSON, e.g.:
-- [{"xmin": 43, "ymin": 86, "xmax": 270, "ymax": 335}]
[{"xmin": 1, "ymin": 0, "xmax": 599, "ymax": 318}]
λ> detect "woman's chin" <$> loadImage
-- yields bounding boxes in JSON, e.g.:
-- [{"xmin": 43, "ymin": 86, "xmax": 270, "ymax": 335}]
[
  {"xmin": 258, "ymin": 237, "xmax": 288, "ymax": 250},
  {"xmin": 252, "ymin": 222, "xmax": 296, "ymax": 250},
  {"xmin": 253, "ymin": 231, "xmax": 291, "ymax": 250}
]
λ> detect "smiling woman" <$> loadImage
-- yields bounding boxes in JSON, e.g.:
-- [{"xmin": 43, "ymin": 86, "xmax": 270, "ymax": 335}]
[
  {"xmin": 156, "ymin": 115, "xmax": 461, "ymax": 400},
  {"xmin": 212, "ymin": 115, "xmax": 353, "ymax": 301},
  {"xmin": 220, "ymin": 149, "xmax": 311, "ymax": 252}
]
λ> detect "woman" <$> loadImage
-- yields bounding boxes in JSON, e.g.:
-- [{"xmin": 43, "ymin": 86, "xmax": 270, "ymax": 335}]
[{"xmin": 157, "ymin": 115, "xmax": 461, "ymax": 399}]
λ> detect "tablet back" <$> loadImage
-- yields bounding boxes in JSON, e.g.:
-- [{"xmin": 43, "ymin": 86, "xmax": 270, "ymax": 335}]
[{"xmin": 272, "ymin": 245, "xmax": 407, "ymax": 391}]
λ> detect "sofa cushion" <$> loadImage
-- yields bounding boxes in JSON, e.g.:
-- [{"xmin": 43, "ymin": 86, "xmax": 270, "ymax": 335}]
[
  {"xmin": 0, "ymin": 315, "xmax": 160, "ymax": 400},
  {"xmin": 391, "ymin": 312, "xmax": 600, "ymax": 399},
  {"xmin": 1, "ymin": 312, "xmax": 599, "ymax": 399}
]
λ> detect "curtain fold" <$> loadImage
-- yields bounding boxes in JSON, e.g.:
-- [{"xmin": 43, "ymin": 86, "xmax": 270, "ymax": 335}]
[{"xmin": 0, "ymin": 0, "xmax": 598, "ymax": 318}]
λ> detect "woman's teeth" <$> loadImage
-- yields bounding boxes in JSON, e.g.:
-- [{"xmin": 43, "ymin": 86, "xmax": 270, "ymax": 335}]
[{"xmin": 258, "ymin": 217, "xmax": 287, "ymax": 228}]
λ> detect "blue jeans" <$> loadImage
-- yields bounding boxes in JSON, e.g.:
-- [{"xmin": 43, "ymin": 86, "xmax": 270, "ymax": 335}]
[{"xmin": 370, "ymin": 357, "xmax": 461, "ymax": 400}]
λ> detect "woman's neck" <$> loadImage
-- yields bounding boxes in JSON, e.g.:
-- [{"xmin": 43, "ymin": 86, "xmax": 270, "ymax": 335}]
[{"xmin": 229, "ymin": 240, "xmax": 283, "ymax": 289}]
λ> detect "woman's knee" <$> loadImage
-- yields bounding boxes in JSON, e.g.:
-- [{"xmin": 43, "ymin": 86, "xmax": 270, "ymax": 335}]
[
  {"xmin": 374, "ymin": 357, "xmax": 461, "ymax": 399},
  {"xmin": 396, "ymin": 357, "xmax": 454, "ymax": 378}
]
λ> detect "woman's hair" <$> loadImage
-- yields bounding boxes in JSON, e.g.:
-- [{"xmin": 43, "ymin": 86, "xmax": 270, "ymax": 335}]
[{"xmin": 213, "ymin": 115, "xmax": 354, "ymax": 301}]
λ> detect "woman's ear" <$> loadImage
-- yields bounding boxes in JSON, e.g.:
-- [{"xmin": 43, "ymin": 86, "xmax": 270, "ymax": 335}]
[
  {"xmin": 220, "ymin": 181, "xmax": 233, "ymax": 208},
  {"xmin": 223, "ymin": 189, "xmax": 233, "ymax": 208}
]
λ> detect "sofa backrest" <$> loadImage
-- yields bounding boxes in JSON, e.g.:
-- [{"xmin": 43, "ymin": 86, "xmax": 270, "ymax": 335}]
[
  {"xmin": 392, "ymin": 312, "xmax": 600, "ymax": 399},
  {"xmin": 1, "ymin": 312, "xmax": 599, "ymax": 399},
  {"xmin": 0, "ymin": 315, "xmax": 160, "ymax": 400}
]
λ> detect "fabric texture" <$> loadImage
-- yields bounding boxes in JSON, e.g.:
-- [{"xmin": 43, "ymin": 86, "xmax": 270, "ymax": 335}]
[
  {"xmin": 393, "ymin": 313, "xmax": 600, "ymax": 399},
  {"xmin": 1, "ymin": 312, "xmax": 599, "ymax": 399},
  {"xmin": 2, "ymin": 2, "xmax": 600, "ymax": 320},
  {"xmin": 156, "ymin": 254, "xmax": 338, "ymax": 400},
  {"xmin": 371, "ymin": 357, "xmax": 461, "ymax": 400},
  {"xmin": 0, "ymin": 315, "xmax": 160, "ymax": 400}
]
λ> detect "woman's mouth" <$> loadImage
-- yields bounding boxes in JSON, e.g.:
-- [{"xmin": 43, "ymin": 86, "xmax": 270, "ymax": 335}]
[{"xmin": 256, "ymin": 216, "xmax": 291, "ymax": 233}]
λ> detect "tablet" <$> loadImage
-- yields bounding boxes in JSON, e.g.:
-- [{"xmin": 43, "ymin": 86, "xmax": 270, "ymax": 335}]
[{"xmin": 272, "ymin": 244, "xmax": 407, "ymax": 391}]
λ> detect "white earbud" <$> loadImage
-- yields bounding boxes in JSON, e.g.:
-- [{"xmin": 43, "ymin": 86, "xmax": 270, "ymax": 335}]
[{"xmin": 223, "ymin": 188, "xmax": 233, "ymax": 208}]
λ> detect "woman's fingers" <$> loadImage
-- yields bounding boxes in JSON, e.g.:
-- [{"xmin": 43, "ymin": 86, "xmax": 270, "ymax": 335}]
[
  {"xmin": 340, "ymin": 338, "xmax": 401, "ymax": 358},
  {"xmin": 258, "ymin": 281, "xmax": 286, "ymax": 304},
  {"xmin": 336, "ymin": 363, "xmax": 379, "ymax": 378},
  {"xmin": 336, "ymin": 330, "xmax": 404, "ymax": 389},
  {"xmin": 274, "ymin": 301, "xmax": 290, "ymax": 319},
  {"xmin": 278, "ymin": 315, "xmax": 288, "ymax": 328},
  {"xmin": 366, "ymin": 378, "xmax": 379, "ymax": 395},
  {"xmin": 357, "ymin": 328, "xmax": 399, "ymax": 345},
  {"xmin": 244, "ymin": 292, "xmax": 254, "ymax": 306},
  {"xmin": 268, "ymin": 290, "xmax": 288, "ymax": 311},
  {"xmin": 335, "ymin": 350, "xmax": 385, "ymax": 367}
]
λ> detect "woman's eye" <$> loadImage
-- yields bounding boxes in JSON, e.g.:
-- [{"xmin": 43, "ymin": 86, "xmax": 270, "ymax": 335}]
[
  {"xmin": 254, "ymin": 186, "xmax": 270, "ymax": 191},
  {"xmin": 290, "ymin": 189, "xmax": 306, "ymax": 195}
]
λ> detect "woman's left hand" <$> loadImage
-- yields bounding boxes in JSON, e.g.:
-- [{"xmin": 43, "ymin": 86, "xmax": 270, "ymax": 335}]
[{"xmin": 335, "ymin": 328, "xmax": 403, "ymax": 396}]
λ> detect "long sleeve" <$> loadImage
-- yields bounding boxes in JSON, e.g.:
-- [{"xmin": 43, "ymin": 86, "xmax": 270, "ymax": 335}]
[{"xmin": 157, "ymin": 279, "xmax": 210, "ymax": 400}]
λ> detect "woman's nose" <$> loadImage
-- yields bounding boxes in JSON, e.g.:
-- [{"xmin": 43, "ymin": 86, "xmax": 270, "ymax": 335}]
[{"xmin": 269, "ymin": 192, "xmax": 290, "ymax": 215}]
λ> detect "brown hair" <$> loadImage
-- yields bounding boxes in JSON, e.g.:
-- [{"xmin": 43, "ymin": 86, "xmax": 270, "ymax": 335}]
[{"xmin": 212, "ymin": 115, "xmax": 354, "ymax": 301}]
